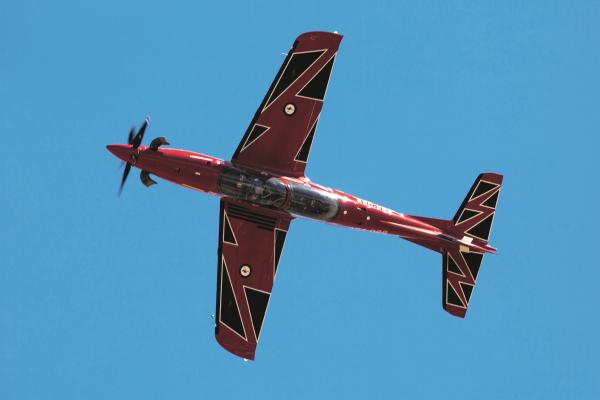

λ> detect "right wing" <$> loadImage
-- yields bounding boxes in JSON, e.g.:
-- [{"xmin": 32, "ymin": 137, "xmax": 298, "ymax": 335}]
[
  {"xmin": 231, "ymin": 31, "xmax": 343, "ymax": 177},
  {"xmin": 215, "ymin": 198, "xmax": 292, "ymax": 360}
]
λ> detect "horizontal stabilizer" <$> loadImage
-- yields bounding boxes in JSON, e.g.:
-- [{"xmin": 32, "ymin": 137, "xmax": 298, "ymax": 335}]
[
  {"xmin": 442, "ymin": 248, "xmax": 485, "ymax": 317},
  {"xmin": 452, "ymin": 173, "xmax": 502, "ymax": 242},
  {"xmin": 443, "ymin": 172, "xmax": 502, "ymax": 317}
]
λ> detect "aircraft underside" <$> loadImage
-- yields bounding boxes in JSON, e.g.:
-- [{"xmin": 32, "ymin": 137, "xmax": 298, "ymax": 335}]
[{"xmin": 107, "ymin": 31, "xmax": 503, "ymax": 360}]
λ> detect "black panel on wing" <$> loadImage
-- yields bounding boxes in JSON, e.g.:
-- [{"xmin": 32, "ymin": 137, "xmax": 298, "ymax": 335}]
[
  {"xmin": 220, "ymin": 260, "xmax": 246, "ymax": 339},
  {"xmin": 466, "ymin": 214, "xmax": 494, "ymax": 241},
  {"xmin": 482, "ymin": 190, "xmax": 499, "ymax": 208},
  {"xmin": 471, "ymin": 181, "xmax": 497, "ymax": 200},
  {"xmin": 274, "ymin": 229, "xmax": 287, "ymax": 275},
  {"xmin": 446, "ymin": 254, "xmax": 463, "ymax": 275},
  {"xmin": 446, "ymin": 281, "xmax": 464, "ymax": 307},
  {"xmin": 461, "ymin": 251, "xmax": 484, "ymax": 281},
  {"xmin": 460, "ymin": 283, "xmax": 474, "ymax": 303},
  {"xmin": 456, "ymin": 209, "xmax": 480, "ymax": 225},
  {"xmin": 244, "ymin": 287, "xmax": 270, "ymax": 340},
  {"xmin": 297, "ymin": 56, "xmax": 335, "ymax": 100},
  {"xmin": 294, "ymin": 119, "xmax": 317, "ymax": 162},
  {"xmin": 265, "ymin": 51, "xmax": 324, "ymax": 108}
]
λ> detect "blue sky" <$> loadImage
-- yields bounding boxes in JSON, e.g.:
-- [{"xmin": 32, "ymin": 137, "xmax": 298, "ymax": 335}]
[{"xmin": 1, "ymin": 1, "xmax": 598, "ymax": 398}]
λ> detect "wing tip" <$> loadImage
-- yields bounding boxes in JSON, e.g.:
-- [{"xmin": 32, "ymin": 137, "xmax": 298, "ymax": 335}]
[
  {"xmin": 215, "ymin": 331, "xmax": 256, "ymax": 360},
  {"xmin": 444, "ymin": 304, "xmax": 467, "ymax": 318},
  {"xmin": 296, "ymin": 31, "xmax": 344, "ymax": 42},
  {"xmin": 478, "ymin": 172, "xmax": 504, "ymax": 185}
]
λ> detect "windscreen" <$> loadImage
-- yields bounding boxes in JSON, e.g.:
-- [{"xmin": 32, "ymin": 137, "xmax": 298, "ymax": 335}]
[{"xmin": 286, "ymin": 183, "xmax": 339, "ymax": 220}]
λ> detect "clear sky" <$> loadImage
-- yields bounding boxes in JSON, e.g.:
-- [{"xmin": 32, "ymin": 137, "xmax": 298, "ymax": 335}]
[{"xmin": 1, "ymin": 1, "xmax": 598, "ymax": 399}]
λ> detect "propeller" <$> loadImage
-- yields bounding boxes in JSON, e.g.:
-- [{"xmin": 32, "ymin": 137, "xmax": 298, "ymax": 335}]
[
  {"xmin": 119, "ymin": 116, "xmax": 150, "ymax": 195},
  {"xmin": 130, "ymin": 117, "xmax": 149, "ymax": 148},
  {"xmin": 119, "ymin": 163, "xmax": 132, "ymax": 195}
]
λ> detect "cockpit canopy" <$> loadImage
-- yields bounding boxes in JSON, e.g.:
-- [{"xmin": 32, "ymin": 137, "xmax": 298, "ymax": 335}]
[
  {"xmin": 218, "ymin": 169, "xmax": 287, "ymax": 209},
  {"xmin": 217, "ymin": 168, "xmax": 339, "ymax": 220}
]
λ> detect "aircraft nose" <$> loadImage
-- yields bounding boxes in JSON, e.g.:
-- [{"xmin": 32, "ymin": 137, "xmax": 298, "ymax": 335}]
[{"xmin": 106, "ymin": 144, "xmax": 132, "ymax": 163}]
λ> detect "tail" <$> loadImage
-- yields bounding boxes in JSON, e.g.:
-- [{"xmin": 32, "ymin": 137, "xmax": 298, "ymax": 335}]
[{"xmin": 421, "ymin": 173, "xmax": 503, "ymax": 318}]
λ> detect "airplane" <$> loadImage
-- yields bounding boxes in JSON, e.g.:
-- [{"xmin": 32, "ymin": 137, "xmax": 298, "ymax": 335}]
[{"xmin": 107, "ymin": 31, "xmax": 503, "ymax": 360}]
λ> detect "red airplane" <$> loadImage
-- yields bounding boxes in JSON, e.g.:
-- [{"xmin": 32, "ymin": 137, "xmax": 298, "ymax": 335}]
[{"xmin": 107, "ymin": 32, "xmax": 502, "ymax": 360}]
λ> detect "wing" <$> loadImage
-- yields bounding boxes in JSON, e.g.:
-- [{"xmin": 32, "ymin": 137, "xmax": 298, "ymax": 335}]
[
  {"xmin": 215, "ymin": 198, "xmax": 292, "ymax": 359},
  {"xmin": 232, "ymin": 31, "xmax": 343, "ymax": 177}
]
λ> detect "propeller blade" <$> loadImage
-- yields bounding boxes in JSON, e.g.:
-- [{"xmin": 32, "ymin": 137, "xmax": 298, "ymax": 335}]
[
  {"xmin": 118, "ymin": 117, "xmax": 151, "ymax": 194},
  {"xmin": 128, "ymin": 127, "xmax": 135, "ymax": 145},
  {"xmin": 119, "ymin": 163, "xmax": 132, "ymax": 195},
  {"xmin": 132, "ymin": 117, "xmax": 149, "ymax": 148}
]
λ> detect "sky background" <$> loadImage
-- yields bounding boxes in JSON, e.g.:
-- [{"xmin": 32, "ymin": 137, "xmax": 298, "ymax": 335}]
[{"xmin": 1, "ymin": 1, "xmax": 599, "ymax": 399}]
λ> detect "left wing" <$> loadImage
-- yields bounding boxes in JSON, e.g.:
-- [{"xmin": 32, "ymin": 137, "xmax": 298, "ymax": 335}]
[
  {"xmin": 232, "ymin": 31, "xmax": 343, "ymax": 177},
  {"xmin": 215, "ymin": 198, "xmax": 292, "ymax": 359}
]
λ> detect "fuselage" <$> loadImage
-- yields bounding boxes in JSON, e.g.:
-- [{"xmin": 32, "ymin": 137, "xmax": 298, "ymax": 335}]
[{"xmin": 107, "ymin": 144, "xmax": 494, "ymax": 254}]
